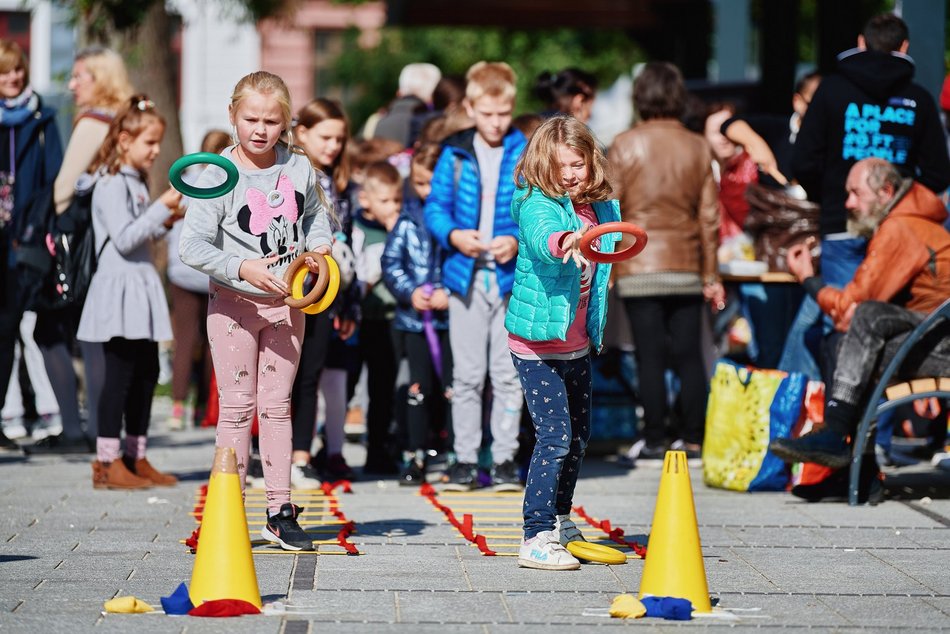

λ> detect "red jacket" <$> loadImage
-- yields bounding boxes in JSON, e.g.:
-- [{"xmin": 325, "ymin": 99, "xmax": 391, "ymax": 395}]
[{"xmin": 818, "ymin": 182, "xmax": 950, "ymax": 329}]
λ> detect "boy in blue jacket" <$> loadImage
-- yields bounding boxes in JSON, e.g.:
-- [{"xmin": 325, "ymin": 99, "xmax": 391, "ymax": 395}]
[
  {"xmin": 424, "ymin": 61, "xmax": 527, "ymax": 490},
  {"xmin": 382, "ymin": 143, "xmax": 452, "ymax": 486}
]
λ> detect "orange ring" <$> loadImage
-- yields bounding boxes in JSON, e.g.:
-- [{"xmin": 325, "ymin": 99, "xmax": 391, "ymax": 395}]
[
  {"xmin": 283, "ymin": 252, "xmax": 329, "ymax": 309},
  {"xmin": 578, "ymin": 222, "xmax": 648, "ymax": 264}
]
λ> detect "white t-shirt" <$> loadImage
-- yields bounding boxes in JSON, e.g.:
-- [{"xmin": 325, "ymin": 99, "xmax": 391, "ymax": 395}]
[{"xmin": 473, "ymin": 133, "xmax": 504, "ymax": 259}]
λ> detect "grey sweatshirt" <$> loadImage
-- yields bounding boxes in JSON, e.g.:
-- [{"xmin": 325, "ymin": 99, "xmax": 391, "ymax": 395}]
[{"xmin": 178, "ymin": 144, "xmax": 332, "ymax": 296}]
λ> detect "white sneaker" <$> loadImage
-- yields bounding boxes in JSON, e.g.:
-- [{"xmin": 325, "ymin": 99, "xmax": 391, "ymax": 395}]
[
  {"xmin": 31, "ymin": 414, "xmax": 63, "ymax": 440},
  {"xmin": 290, "ymin": 462, "xmax": 322, "ymax": 490},
  {"xmin": 554, "ymin": 514, "xmax": 587, "ymax": 546},
  {"xmin": 2, "ymin": 417, "xmax": 28, "ymax": 440},
  {"xmin": 518, "ymin": 529, "xmax": 580, "ymax": 570}
]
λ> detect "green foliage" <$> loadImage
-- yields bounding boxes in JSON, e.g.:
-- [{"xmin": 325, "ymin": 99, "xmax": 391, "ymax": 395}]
[
  {"xmin": 330, "ymin": 26, "xmax": 644, "ymax": 131},
  {"xmin": 57, "ymin": 0, "xmax": 298, "ymax": 35}
]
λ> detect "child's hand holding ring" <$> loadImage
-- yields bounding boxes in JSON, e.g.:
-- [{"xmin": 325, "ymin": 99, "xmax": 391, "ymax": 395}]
[{"xmin": 561, "ymin": 224, "xmax": 591, "ymax": 269}]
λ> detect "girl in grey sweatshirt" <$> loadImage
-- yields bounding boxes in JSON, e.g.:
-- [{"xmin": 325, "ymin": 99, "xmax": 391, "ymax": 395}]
[
  {"xmin": 179, "ymin": 71, "xmax": 332, "ymax": 552},
  {"xmin": 79, "ymin": 96, "xmax": 184, "ymax": 490}
]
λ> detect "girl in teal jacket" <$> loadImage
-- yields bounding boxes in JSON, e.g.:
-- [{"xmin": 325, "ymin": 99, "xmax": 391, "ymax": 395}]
[{"xmin": 506, "ymin": 116, "xmax": 621, "ymax": 570}]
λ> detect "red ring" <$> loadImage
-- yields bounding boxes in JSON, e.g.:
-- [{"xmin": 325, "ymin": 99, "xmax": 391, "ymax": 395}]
[{"xmin": 578, "ymin": 221, "xmax": 648, "ymax": 263}]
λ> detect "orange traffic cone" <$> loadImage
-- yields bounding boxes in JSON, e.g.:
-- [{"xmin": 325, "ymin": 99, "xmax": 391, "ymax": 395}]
[
  {"xmin": 638, "ymin": 450, "xmax": 711, "ymax": 612},
  {"xmin": 189, "ymin": 447, "xmax": 261, "ymax": 607}
]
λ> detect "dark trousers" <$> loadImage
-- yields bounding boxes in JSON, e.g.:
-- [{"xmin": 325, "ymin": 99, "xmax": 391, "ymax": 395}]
[
  {"xmin": 624, "ymin": 295, "xmax": 707, "ymax": 446},
  {"xmin": 829, "ymin": 301, "xmax": 950, "ymax": 422},
  {"xmin": 513, "ymin": 354, "xmax": 592, "ymax": 539},
  {"xmin": 392, "ymin": 327, "xmax": 453, "ymax": 454},
  {"xmin": 290, "ymin": 312, "xmax": 332, "ymax": 452},
  {"xmin": 99, "ymin": 338, "xmax": 158, "ymax": 439},
  {"xmin": 0, "ymin": 264, "xmax": 22, "ymax": 414},
  {"xmin": 169, "ymin": 284, "xmax": 211, "ymax": 407},
  {"xmin": 360, "ymin": 318, "xmax": 397, "ymax": 460}
]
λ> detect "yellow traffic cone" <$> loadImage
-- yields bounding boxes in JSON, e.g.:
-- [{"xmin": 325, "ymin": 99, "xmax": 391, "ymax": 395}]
[
  {"xmin": 189, "ymin": 447, "xmax": 261, "ymax": 608},
  {"xmin": 638, "ymin": 450, "xmax": 711, "ymax": 612}
]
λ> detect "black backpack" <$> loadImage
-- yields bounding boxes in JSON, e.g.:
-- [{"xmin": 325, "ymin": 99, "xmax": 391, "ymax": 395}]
[{"xmin": 16, "ymin": 182, "xmax": 107, "ymax": 312}]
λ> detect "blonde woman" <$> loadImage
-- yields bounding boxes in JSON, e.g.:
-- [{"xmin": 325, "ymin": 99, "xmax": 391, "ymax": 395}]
[{"xmin": 31, "ymin": 47, "xmax": 132, "ymax": 454}]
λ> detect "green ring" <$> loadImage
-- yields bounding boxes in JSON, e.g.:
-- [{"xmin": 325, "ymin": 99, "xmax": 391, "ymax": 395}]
[{"xmin": 168, "ymin": 152, "xmax": 240, "ymax": 199}]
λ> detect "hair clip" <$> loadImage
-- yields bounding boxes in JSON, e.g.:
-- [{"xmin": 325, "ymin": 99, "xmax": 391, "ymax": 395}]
[{"xmin": 136, "ymin": 99, "xmax": 155, "ymax": 111}]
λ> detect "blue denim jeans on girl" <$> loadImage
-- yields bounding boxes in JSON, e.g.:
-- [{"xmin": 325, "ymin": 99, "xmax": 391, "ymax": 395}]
[{"xmin": 513, "ymin": 354, "xmax": 592, "ymax": 539}]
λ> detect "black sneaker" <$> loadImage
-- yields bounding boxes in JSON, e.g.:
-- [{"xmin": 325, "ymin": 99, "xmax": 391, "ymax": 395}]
[
  {"xmin": 770, "ymin": 427, "xmax": 851, "ymax": 469},
  {"xmin": 490, "ymin": 460, "xmax": 523, "ymax": 492},
  {"xmin": 25, "ymin": 434, "xmax": 93, "ymax": 455},
  {"xmin": 363, "ymin": 451, "xmax": 399, "ymax": 475},
  {"xmin": 0, "ymin": 428, "xmax": 21, "ymax": 453},
  {"xmin": 324, "ymin": 453, "xmax": 356, "ymax": 481},
  {"xmin": 399, "ymin": 460, "xmax": 426, "ymax": 487},
  {"xmin": 441, "ymin": 461, "xmax": 478, "ymax": 491},
  {"xmin": 791, "ymin": 461, "xmax": 884, "ymax": 505},
  {"xmin": 261, "ymin": 503, "xmax": 314, "ymax": 551}
]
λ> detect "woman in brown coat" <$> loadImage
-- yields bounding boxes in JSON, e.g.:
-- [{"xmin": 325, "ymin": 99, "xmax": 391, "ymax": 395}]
[{"xmin": 608, "ymin": 62, "xmax": 724, "ymax": 460}]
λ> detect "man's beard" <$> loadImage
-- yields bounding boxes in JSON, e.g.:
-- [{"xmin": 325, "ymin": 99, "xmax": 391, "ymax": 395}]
[{"xmin": 847, "ymin": 197, "xmax": 890, "ymax": 238}]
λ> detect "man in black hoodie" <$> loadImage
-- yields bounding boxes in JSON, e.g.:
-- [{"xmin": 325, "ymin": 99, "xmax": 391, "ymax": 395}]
[
  {"xmin": 785, "ymin": 13, "xmax": 950, "ymax": 385},
  {"xmin": 793, "ymin": 13, "xmax": 950, "ymax": 239}
]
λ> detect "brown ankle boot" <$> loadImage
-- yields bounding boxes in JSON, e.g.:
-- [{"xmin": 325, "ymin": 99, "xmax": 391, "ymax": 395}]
[
  {"xmin": 91, "ymin": 460, "xmax": 108, "ymax": 489},
  {"xmin": 99, "ymin": 459, "xmax": 153, "ymax": 489},
  {"xmin": 128, "ymin": 457, "xmax": 178, "ymax": 486}
]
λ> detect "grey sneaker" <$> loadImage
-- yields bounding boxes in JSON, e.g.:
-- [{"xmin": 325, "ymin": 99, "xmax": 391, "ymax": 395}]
[
  {"xmin": 518, "ymin": 529, "xmax": 580, "ymax": 570},
  {"xmin": 1, "ymin": 417, "xmax": 27, "ymax": 440},
  {"xmin": 30, "ymin": 414, "xmax": 62, "ymax": 441},
  {"xmin": 554, "ymin": 514, "xmax": 587, "ymax": 546},
  {"xmin": 490, "ymin": 460, "xmax": 523, "ymax": 491},
  {"xmin": 290, "ymin": 462, "xmax": 322, "ymax": 489},
  {"xmin": 441, "ymin": 462, "xmax": 478, "ymax": 491}
]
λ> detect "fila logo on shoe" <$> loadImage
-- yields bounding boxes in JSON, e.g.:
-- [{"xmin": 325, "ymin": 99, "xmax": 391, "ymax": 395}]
[{"xmin": 530, "ymin": 549, "xmax": 548, "ymax": 561}]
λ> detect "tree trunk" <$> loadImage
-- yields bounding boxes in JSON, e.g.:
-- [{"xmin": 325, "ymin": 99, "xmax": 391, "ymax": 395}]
[
  {"xmin": 113, "ymin": 3, "xmax": 184, "ymax": 199},
  {"xmin": 108, "ymin": 3, "xmax": 183, "ymax": 276}
]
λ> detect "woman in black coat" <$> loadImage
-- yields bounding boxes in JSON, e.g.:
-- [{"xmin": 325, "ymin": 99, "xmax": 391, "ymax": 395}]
[{"xmin": 0, "ymin": 39, "xmax": 63, "ymax": 450}]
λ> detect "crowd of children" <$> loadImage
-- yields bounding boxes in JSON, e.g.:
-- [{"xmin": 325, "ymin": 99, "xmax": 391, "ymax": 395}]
[{"xmin": 12, "ymin": 12, "xmax": 946, "ymax": 561}]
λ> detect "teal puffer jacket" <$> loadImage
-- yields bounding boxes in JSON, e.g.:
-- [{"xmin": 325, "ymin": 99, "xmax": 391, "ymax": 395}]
[{"xmin": 505, "ymin": 185, "xmax": 621, "ymax": 351}]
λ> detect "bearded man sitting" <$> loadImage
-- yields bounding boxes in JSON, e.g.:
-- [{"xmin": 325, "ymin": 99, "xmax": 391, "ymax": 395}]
[{"xmin": 770, "ymin": 158, "xmax": 950, "ymax": 481}]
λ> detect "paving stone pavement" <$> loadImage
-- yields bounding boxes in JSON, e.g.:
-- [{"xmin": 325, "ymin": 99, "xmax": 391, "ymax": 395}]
[{"xmin": 1, "ymin": 396, "xmax": 949, "ymax": 632}]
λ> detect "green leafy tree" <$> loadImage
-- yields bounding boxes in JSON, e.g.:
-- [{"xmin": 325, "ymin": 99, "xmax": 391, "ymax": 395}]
[{"xmin": 331, "ymin": 26, "xmax": 645, "ymax": 131}]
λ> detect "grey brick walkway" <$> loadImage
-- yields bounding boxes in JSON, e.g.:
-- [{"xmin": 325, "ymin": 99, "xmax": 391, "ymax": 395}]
[{"xmin": 1, "ymin": 396, "xmax": 949, "ymax": 632}]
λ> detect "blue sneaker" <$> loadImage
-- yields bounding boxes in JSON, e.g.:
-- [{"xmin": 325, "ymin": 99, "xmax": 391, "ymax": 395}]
[{"xmin": 770, "ymin": 427, "xmax": 851, "ymax": 469}]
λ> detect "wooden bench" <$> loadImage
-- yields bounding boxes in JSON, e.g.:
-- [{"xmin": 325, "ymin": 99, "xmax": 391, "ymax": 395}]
[{"xmin": 849, "ymin": 297, "xmax": 950, "ymax": 505}]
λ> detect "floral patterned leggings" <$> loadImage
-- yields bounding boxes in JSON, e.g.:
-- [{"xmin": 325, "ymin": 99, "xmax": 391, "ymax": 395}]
[
  {"xmin": 207, "ymin": 282, "xmax": 304, "ymax": 514},
  {"xmin": 512, "ymin": 353, "xmax": 592, "ymax": 540}
]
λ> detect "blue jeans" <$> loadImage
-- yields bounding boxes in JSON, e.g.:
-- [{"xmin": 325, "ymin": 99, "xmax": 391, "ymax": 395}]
[
  {"xmin": 778, "ymin": 236, "xmax": 867, "ymax": 380},
  {"xmin": 513, "ymin": 354, "xmax": 592, "ymax": 539}
]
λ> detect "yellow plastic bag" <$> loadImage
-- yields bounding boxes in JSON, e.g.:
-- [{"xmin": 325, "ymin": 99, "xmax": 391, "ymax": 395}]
[{"xmin": 703, "ymin": 360, "xmax": 807, "ymax": 491}]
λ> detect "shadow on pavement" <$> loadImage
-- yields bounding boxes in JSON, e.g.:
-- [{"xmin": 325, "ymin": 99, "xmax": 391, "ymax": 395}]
[
  {"xmin": 352, "ymin": 518, "xmax": 429, "ymax": 537},
  {"xmin": 884, "ymin": 468, "xmax": 950, "ymax": 501}
]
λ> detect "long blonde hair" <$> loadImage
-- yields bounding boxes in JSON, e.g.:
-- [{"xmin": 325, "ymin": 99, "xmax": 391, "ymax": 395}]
[
  {"xmin": 513, "ymin": 115, "xmax": 611, "ymax": 204},
  {"xmin": 75, "ymin": 47, "xmax": 133, "ymax": 115}
]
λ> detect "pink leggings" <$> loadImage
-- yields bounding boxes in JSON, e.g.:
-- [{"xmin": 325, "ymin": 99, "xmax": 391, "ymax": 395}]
[{"xmin": 207, "ymin": 282, "xmax": 304, "ymax": 513}]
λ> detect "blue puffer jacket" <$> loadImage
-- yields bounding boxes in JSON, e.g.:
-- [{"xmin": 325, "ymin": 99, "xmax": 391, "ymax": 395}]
[
  {"xmin": 424, "ymin": 127, "xmax": 527, "ymax": 296},
  {"xmin": 504, "ymin": 185, "xmax": 621, "ymax": 352},
  {"xmin": 382, "ymin": 194, "xmax": 448, "ymax": 333}
]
